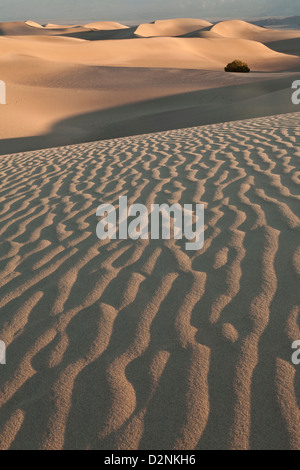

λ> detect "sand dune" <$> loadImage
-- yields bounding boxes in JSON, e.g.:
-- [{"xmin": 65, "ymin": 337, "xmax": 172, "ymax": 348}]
[
  {"xmin": 211, "ymin": 20, "xmax": 300, "ymax": 43},
  {"xmin": 0, "ymin": 17, "xmax": 299, "ymax": 155},
  {"xmin": 266, "ymin": 38, "xmax": 300, "ymax": 58},
  {"xmin": 0, "ymin": 21, "xmax": 92, "ymax": 37},
  {"xmin": 0, "ymin": 20, "xmax": 132, "ymax": 41},
  {"xmin": 25, "ymin": 21, "xmax": 43, "ymax": 29},
  {"xmin": 136, "ymin": 18, "xmax": 212, "ymax": 37},
  {"xmin": 0, "ymin": 17, "xmax": 300, "ymax": 450},
  {"xmin": 181, "ymin": 30, "xmax": 223, "ymax": 39},
  {"xmin": 43, "ymin": 23, "xmax": 86, "ymax": 29},
  {"xmin": 0, "ymin": 35, "xmax": 299, "ymax": 71},
  {"xmin": 209, "ymin": 20, "xmax": 300, "ymax": 60},
  {"xmin": 84, "ymin": 22, "xmax": 129, "ymax": 30},
  {"xmin": 0, "ymin": 112, "xmax": 299, "ymax": 449},
  {"xmin": 211, "ymin": 20, "xmax": 275, "ymax": 39},
  {"xmin": 251, "ymin": 16, "xmax": 300, "ymax": 29},
  {"xmin": 2, "ymin": 18, "xmax": 300, "ymax": 44},
  {"xmin": 0, "ymin": 20, "xmax": 129, "ymax": 37},
  {"xmin": 0, "ymin": 21, "xmax": 42, "ymax": 35}
]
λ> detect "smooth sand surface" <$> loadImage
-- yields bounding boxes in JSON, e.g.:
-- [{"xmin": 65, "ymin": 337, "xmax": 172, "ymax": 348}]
[
  {"xmin": 0, "ymin": 21, "xmax": 92, "ymax": 36},
  {"xmin": 211, "ymin": 20, "xmax": 300, "ymax": 42},
  {"xmin": 84, "ymin": 22, "xmax": 129, "ymax": 30},
  {"xmin": 0, "ymin": 18, "xmax": 300, "ymax": 154},
  {"xmin": 0, "ymin": 112, "xmax": 299, "ymax": 449},
  {"xmin": 1, "ymin": 66, "xmax": 299, "ymax": 155}
]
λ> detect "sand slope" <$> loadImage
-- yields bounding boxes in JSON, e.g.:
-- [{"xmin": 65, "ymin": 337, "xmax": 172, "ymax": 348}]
[
  {"xmin": 0, "ymin": 21, "xmax": 128, "ymax": 37},
  {"xmin": 211, "ymin": 20, "xmax": 300, "ymax": 43},
  {"xmin": 2, "ymin": 18, "xmax": 300, "ymax": 43},
  {"xmin": 0, "ymin": 112, "xmax": 299, "ymax": 450},
  {"xmin": 211, "ymin": 20, "xmax": 268, "ymax": 39},
  {"xmin": 0, "ymin": 63, "xmax": 299, "ymax": 156},
  {"xmin": 0, "ymin": 35, "xmax": 299, "ymax": 71},
  {"xmin": 84, "ymin": 22, "xmax": 129, "ymax": 30},
  {"xmin": 0, "ymin": 17, "xmax": 300, "ymax": 154},
  {"xmin": 25, "ymin": 21, "xmax": 43, "ymax": 29},
  {"xmin": 136, "ymin": 18, "xmax": 212, "ymax": 37}
]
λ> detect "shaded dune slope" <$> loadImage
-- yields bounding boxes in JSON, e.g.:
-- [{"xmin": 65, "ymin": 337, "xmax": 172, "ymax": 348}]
[
  {"xmin": 210, "ymin": 20, "xmax": 300, "ymax": 42},
  {"xmin": 0, "ymin": 65, "xmax": 298, "ymax": 156},
  {"xmin": 0, "ymin": 113, "xmax": 299, "ymax": 450}
]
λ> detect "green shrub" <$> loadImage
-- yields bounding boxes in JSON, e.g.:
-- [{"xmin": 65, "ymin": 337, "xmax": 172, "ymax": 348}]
[{"xmin": 225, "ymin": 60, "xmax": 250, "ymax": 73}]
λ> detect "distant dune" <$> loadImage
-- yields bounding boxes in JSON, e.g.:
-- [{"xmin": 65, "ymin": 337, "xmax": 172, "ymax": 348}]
[
  {"xmin": 251, "ymin": 16, "xmax": 300, "ymax": 29},
  {"xmin": 211, "ymin": 20, "xmax": 268, "ymax": 39},
  {"xmin": 0, "ymin": 21, "xmax": 129, "ymax": 37},
  {"xmin": 0, "ymin": 33, "xmax": 298, "ymax": 71},
  {"xmin": 211, "ymin": 19, "xmax": 300, "ymax": 43}
]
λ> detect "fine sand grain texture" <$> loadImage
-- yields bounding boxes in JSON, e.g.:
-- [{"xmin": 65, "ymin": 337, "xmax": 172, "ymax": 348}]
[{"xmin": 0, "ymin": 113, "xmax": 299, "ymax": 450}]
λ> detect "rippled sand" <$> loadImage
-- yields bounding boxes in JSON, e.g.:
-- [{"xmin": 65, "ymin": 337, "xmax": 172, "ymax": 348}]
[{"xmin": 0, "ymin": 112, "xmax": 299, "ymax": 449}]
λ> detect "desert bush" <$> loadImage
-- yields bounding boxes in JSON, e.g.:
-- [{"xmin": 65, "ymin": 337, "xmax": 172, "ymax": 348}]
[{"xmin": 225, "ymin": 60, "xmax": 250, "ymax": 73}]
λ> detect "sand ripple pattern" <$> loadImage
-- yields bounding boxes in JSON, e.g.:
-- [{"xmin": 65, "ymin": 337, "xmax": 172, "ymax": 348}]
[{"xmin": 0, "ymin": 112, "xmax": 299, "ymax": 450}]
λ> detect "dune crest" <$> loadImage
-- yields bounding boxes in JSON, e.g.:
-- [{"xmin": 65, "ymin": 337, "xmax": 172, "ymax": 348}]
[
  {"xmin": 84, "ymin": 21, "xmax": 129, "ymax": 30},
  {"xmin": 0, "ymin": 15, "xmax": 300, "ymax": 451},
  {"xmin": 0, "ymin": 17, "xmax": 299, "ymax": 154},
  {"xmin": 0, "ymin": 34, "xmax": 298, "ymax": 72},
  {"xmin": 136, "ymin": 18, "xmax": 212, "ymax": 37},
  {"xmin": 211, "ymin": 20, "xmax": 268, "ymax": 39},
  {"xmin": 0, "ymin": 21, "xmax": 92, "ymax": 36}
]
